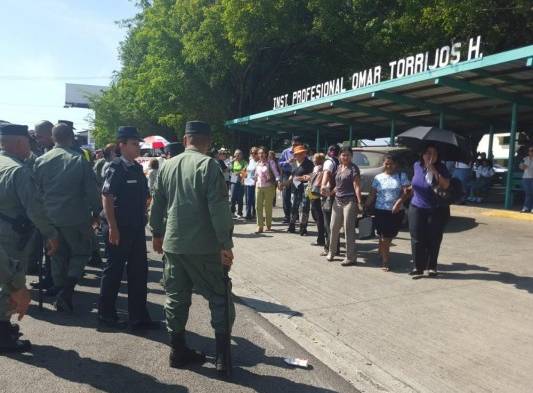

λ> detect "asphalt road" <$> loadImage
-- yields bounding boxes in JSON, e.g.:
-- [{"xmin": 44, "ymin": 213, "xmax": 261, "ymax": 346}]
[{"xmin": 0, "ymin": 252, "xmax": 358, "ymax": 393}]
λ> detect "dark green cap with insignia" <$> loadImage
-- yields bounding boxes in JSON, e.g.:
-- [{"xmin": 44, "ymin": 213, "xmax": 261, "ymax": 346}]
[
  {"xmin": 58, "ymin": 120, "xmax": 76, "ymax": 130},
  {"xmin": 117, "ymin": 126, "xmax": 143, "ymax": 140},
  {"xmin": 185, "ymin": 121, "xmax": 211, "ymax": 136},
  {"xmin": 0, "ymin": 123, "xmax": 29, "ymax": 137},
  {"xmin": 165, "ymin": 142, "xmax": 184, "ymax": 157}
]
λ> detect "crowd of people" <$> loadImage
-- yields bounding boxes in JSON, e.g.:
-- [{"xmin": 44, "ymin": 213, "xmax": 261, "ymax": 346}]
[
  {"xmin": 214, "ymin": 136, "xmax": 453, "ymax": 274},
  {"xmin": 0, "ymin": 120, "xmax": 234, "ymax": 375},
  {"xmin": 2, "ymin": 116, "xmax": 531, "ymax": 375}
]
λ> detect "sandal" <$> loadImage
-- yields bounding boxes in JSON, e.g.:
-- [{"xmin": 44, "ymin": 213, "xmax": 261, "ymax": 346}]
[{"xmin": 255, "ymin": 227, "xmax": 264, "ymax": 234}]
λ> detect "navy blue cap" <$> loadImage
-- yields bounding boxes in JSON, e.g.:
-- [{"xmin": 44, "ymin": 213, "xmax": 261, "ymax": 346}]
[
  {"xmin": 58, "ymin": 120, "xmax": 75, "ymax": 130},
  {"xmin": 185, "ymin": 121, "xmax": 211, "ymax": 136},
  {"xmin": 0, "ymin": 123, "xmax": 29, "ymax": 137},
  {"xmin": 165, "ymin": 142, "xmax": 184, "ymax": 157},
  {"xmin": 117, "ymin": 126, "xmax": 142, "ymax": 140}
]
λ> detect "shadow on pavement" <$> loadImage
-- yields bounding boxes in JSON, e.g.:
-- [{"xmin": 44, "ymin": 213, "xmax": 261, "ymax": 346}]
[
  {"xmin": 236, "ymin": 296, "xmax": 303, "ymax": 318},
  {"xmin": 444, "ymin": 215, "xmax": 480, "ymax": 233},
  {"xmin": 8, "ymin": 345, "xmax": 188, "ymax": 393},
  {"xmin": 435, "ymin": 262, "xmax": 533, "ymax": 294},
  {"xmin": 187, "ymin": 333, "xmax": 340, "ymax": 393}
]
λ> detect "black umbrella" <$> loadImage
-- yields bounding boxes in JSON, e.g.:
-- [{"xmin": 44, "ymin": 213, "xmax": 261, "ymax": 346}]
[{"xmin": 396, "ymin": 126, "xmax": 471, "ymax": 163}]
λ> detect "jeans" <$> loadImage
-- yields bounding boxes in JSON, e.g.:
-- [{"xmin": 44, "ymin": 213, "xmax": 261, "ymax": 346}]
[
  {"xmin": 290, "ymin": 184, "xmax": 310, "ymax": 230},
  {"xmin": 408, "ymin": 205, "xmax": 450, "ymax": 272},
  {"xmin": 245, "ymin": 185, "xmax": 256, "ymax": 218},
  {"xmin": 329, "ymin": 198, "xmax": 357, "ymax": 261},
  {"xmin": 281, "ymin": 173, "xmax": 292, "ymax": 220},
  {"xmin": 230, "ymin": 182, "xmax": 244, "ymax": 215},
  {"xmin": 452, "ymin": 168, "xmax": 472, "ymax": 202},
  {"xmin": 522, "ymin": 178, "xmax": 533, "ymax": 210}
]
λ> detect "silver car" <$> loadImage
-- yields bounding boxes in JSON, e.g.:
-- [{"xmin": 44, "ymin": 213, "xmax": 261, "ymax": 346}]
[{"xmin": 352, "ymin": 146, "xmax": 417, "ymax": 195}]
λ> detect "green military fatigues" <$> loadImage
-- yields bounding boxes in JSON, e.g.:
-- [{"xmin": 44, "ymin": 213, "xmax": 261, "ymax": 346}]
[
  {"xmin": 150, "ymin": 147, "xmax": 235, "ymax": 334},
  {"xmin": 0, "ymin": 152, "xmax": 58, "ymax": 320},
  {"xmin": 34, "ymin": 147, "xmax": 101, "ymax": 287}
]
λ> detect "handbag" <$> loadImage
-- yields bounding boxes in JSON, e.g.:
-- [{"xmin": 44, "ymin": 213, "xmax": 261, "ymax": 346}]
[{"xmin": 357, "ymin": 215, "xmax": 375, "ymax": 240}]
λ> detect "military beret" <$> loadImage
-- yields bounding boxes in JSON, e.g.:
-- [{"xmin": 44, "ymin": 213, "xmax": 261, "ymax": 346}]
[
  {"xmin": 58, "ymin": 120, "xmax": 75, "ymax": 130},
  {"xmin": 0, "ymin": 123, "xmax": 29, "ymax": 137},
  {"xmin": 165, "ymin": 142, "xmax": 184, "ymax": 157},
  {"xmin": 117, "ymin": 126, "xmax": 142, "ymax": 140},
  {"xmin": 185, "ymin": 121, "xmax": 211, "ymax": 136}
]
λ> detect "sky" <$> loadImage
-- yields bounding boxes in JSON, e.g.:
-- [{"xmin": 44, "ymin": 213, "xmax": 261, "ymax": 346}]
[{"xmin": 0, "ymin": 0, "xmax": 138, "ymax": 131}]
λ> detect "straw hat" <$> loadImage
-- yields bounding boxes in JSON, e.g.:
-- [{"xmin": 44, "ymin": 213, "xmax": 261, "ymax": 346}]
[{"xmin": 293, "ymin": 145, "xmax": 308, "ymax": 155}]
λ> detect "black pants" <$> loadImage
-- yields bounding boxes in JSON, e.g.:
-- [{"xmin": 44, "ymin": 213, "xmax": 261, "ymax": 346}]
[
  {"xmin": 281, "ymin": 173, "xmax": 292, "ymax": 220},
  {"xmin": 98, "ymin": 226, "xmax": 150, "ymax": 322},
  {"xmin": 311, "ymin": 198, "xmax": 325, "ymax": 245},
  {"xmin": 408, "ymin": 205, "xmax": 450, "ymax": 272},
  {"xmin": 321, "ymin": 196, "xmax": 339, "ymax": 252}
]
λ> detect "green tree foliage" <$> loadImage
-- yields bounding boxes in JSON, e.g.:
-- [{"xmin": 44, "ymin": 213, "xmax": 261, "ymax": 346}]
[{"xmin": 91, "ymin": 0, "xmax": 533, "ymax": 147}]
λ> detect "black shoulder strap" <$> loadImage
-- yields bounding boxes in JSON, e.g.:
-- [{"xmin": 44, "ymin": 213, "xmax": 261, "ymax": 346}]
[{"xmin": 0, "ymin": 211, "xmax": 16, "ymax": 225}]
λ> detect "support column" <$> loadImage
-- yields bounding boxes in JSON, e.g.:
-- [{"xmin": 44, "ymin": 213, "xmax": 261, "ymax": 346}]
[
  {"xmin": 316, "ymin": 128, "xmax": 320, "ymax": 153},
  {"xmin": 390, "ymin": 119, "xmax": 396, "ymax": 146},
  {"xmin": 439, "ymin": 112, "xmax": 445, "ymax": 129},
  {"xmin": 488, "ymin": 125, "xmax": 495, "ymax": 160},
  {"xmin": 348, "ymin": 125, "xmax": 353, "ymax": 148},
  {"xmin": 270, "ymin": 136, "xmax": 274, "ymax": 151},
  {"xmin": 504, "ymin": 103, "xmax": 518, "ymax": 209}
]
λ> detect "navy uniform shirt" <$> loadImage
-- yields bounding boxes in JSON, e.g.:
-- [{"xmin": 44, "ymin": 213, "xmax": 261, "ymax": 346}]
[{"xmin": 102, "ymin": 157, "xmax": 149, "ymax": 230}]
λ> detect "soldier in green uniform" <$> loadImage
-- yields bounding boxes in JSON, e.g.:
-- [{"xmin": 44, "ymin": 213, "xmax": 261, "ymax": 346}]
[
  {"xmin": 34, "ymin": 123, "xmax": 102, "ymax": 313},
  {"xmin": 150, "ymin": 121, "xmax": 235, "ymax": 375},
  {"xmin": 0, "ymin": 123, "xmax": 59, "ymax": 353}
]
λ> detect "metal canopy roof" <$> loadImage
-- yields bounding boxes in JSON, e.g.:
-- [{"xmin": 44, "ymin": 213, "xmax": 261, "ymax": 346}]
[{"xmin": 225, "ymin": 45, "xmax": 533, "ymax": 141}]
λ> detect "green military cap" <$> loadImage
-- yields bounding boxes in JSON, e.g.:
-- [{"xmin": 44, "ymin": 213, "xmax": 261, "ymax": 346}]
[
  {"xmin": 0, "ymin": 123, "xmax": 29, "ymax": 137},
  {"xmin": 165, "ymin": 142, "xmax": 184, "ymax": 157},
  {"xmin": 58, "ymin": 120, "xmax": 76, "ymax": 130},
  {"xmin": 185, "ymin": 121, "xmax": 211, "ymax": 136}
]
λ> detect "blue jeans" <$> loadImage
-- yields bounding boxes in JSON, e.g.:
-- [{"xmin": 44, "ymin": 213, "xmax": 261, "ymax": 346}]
[
  {"xmin": 230, "ymin": 182, "xmax": 244, "ymax": 215},
  {"xmin": 281, "ymin": 173, "xmax": 292, "ymax": 220},
  {"xmin": 522, "ymin": 178, "xmax": 533, "ymax": 210},
  {"xmin": 245, "ymin": 185, "xmax": 256, "ymax": 218},
  {"xmin": 453, "ymin": 168, "xmax": 472, "ymax": 201}
]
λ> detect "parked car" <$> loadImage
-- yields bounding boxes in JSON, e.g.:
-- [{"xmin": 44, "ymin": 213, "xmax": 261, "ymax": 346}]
[{"xmin": 352, "ymin": 146, "xmax": 418, "ymax": 195}]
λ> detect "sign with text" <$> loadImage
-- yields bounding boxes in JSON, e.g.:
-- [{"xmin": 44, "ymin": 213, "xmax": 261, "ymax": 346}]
[{"xmin": 272, "ymin": 36, "xmax": 483, "ymax": 110}]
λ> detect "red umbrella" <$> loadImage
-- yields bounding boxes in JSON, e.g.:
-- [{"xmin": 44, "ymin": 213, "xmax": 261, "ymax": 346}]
[{"xmin": 141, "ymin": 135, "xmax": 169, "ymax": 149}]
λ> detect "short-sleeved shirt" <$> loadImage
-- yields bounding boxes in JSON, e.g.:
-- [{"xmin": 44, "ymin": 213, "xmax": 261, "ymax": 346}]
[
  {"xmin": 411, "ymin": 161, "xmax": 451, "ymax": 209},
  {"xmin": 522, "ymin": 157, "xmax": 533, "ymax": 179},
  {"xmin": 102, "ymin": 157, "xmax": 149, "ymax": 229},
  {"xmin": 372, "ymin": 172, "xmax": 410, "ymax": 211},
  {"xmin": 335, "ymin": 163, "xmax": 360, "ymax": 199},
  {"xmin": 244, "ymin": 159, "xmax": 257, "ymax": 186}
]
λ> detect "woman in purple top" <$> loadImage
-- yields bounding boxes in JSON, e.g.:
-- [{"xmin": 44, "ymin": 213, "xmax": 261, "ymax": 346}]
[{"xmin": 408, "ymin": 144, "xmax": 451, "ymax": 278}]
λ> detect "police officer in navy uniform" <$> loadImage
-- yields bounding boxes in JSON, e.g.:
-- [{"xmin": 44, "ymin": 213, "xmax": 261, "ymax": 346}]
[{"xmin": 97, "ymin": 126, "xmax": 160, "ymax": 331}]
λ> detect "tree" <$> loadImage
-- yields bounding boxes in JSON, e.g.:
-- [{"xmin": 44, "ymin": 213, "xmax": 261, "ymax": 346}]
[{"xmin": 91, "ymin": 0, "xmax": 533, "ymax": 147}]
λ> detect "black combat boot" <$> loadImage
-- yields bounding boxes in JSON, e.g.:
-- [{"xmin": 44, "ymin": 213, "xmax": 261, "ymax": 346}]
[
  {"xmin": 8, "ymin": 322, "xmax": 21, "ymax": 339},
  {"xmin": 215, "ymin": 332, "xmax": 231, "ymax": 377},
  {"xmin": 54, "ymin": 277, "xmax": 76, "ymax": 313},
  {"xmin": 169, "ymin": 331, "xmax": 206, "ymax": 368},
  {"xmin": 0, "ymin": 321, "xmax": 31, "ymax": 354}
]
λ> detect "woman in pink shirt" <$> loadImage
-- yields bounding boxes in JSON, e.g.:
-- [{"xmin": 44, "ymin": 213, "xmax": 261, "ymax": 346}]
[{"xmin": 254, "ymin": 147, "xmax": 280, "ymax": 233}]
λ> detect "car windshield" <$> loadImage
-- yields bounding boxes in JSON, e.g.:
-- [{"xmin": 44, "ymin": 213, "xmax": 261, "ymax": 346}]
[{"xmin": 352, "ymin": 151, "xmax": 385, "ymax": 168}]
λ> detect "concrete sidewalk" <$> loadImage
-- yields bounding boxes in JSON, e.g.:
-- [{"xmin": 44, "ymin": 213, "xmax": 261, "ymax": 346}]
[{"xmin": 231, "ymin": 205, "xmax": 533, "ymax": 393}]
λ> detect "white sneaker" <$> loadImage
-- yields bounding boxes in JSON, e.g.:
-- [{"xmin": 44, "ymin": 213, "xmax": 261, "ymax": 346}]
[{"xmin": 521, "ymin": 208, "xmax": 529, "ymax": 213}]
